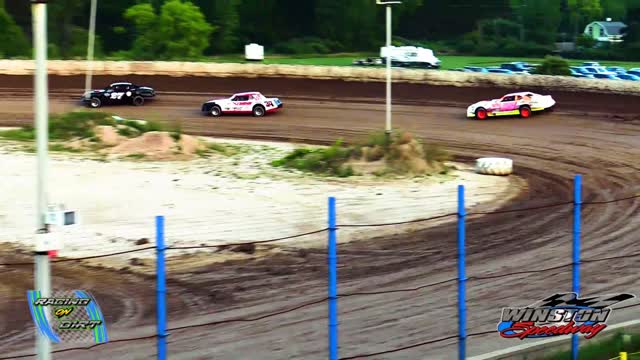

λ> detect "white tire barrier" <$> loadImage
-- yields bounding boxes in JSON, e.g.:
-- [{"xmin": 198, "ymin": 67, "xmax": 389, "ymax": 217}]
[{"xmin": 475, "ymin": 157, "xmax": 513, "ymax": 176}]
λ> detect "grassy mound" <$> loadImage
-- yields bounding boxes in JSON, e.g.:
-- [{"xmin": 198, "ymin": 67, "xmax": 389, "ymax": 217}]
[
  {"xmin": 271, "ymin": 130, "xmax": 451, "ymax": 177},
  {"xmin": 0, "ymin": 111, "xmax": 173, "ymax": 142},
  {"xmin": 0, "ymin": 111, "xmax": 204, "ymax": 160}
]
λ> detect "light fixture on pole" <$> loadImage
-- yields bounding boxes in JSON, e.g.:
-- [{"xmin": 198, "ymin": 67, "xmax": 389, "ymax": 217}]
[
  {"xmin": 85, "ymin": 0, "xmax": 98, "ymax": 94},
  {"xmin": 31, "ymin": 0, "xmax": 52, "ymax": 359},
  {"xmin": 376, "ymin": 0, "xmax": 401, "ymax": 144}
]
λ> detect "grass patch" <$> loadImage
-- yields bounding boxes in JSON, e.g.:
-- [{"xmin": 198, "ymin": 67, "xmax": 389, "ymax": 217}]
[
  {"xmin": 204, "ymin": 53, "xmax": 640, "ymax": 71},
  {"xmin": 0, "ymin": 127, "xmax": 35, "ymax": 141},
  {"xmin": 49, "ymin": 143, "xmax": 83, "ymax": 153},
  {"xmin": 271, "ymin": 140, "xmax": 354, "ymax": 177},
  {"xmin": 197, "ymin": 142, "xmax": 237, "ymax": 157},
  {"xmin": 545, "ymin": 331, "xmax": 640, "ymax": 360},
  {"xmin": 117, "ymin": 119, "xmax": 165, "ymax": 134},
  {"xmin": 125, "ymin": 153, "xmax": 146, "ymax": 159}
]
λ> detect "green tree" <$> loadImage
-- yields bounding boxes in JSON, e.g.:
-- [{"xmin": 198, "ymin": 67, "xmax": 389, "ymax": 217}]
[
  {"xmin": 124, "ymin": 3, "xmax": 160, "ymax": 59},
  {"xmin": 0, "ymin": 2, "xmax": 30, "ymax": 57},
  {"xmin": 125, "ymin": 0, "xmax": 214, "ymax": 59},
  {"xmin": 315, "ymin": 0, "xmax": 378, "ymax": 50},
  {"xmin": 48, "ymin": 0, "xmax": 86, "ymax": 58},
  {"xmin": 567, "ymin": 0, "xmax": 603, "ymax": 37},
  {"xmin": 511, "ymin": 0, "xmax": 563, "ymax": 44},
  {"xmin": 622, "ymin": 6, "xmax": 640, "ymax": 43},
  {"xmin": 601, "ymin": 0, "xmax": 627, "ymax": 19},
  {"xmin": 207, "ymin": 0, "xmax": 241, "ymax": 53},
  {"xmin": 158, "ymin": 0, "xmax": 214, "ymax": 58}
]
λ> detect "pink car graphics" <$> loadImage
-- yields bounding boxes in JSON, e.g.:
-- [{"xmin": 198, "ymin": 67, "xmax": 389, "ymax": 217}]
[{"xmin": 467, "ymin": 92, "xmax": 556, "ymax": 119}]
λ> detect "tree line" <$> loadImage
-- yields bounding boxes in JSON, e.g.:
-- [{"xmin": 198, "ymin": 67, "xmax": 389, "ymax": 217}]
[{"xmin": 0, "ymin": 0, "xmax": 639, "ymax": 60}]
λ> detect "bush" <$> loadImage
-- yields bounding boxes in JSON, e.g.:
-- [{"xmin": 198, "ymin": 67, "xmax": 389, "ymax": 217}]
[
  {"xmin": 575, "ymin": 34, "xmax": 597, "ymax": 49},
  {"xmin": 533, "ymin": 55, "xmax": 571, "ymax": 76},
  {"xmin": 423, "ymin": 143, "xmax": 451, "ymax": 165},
  {"xmin": 271, "ymin": 140, "xmax": 354, "ymax": 177},
  {"xmin": 273, "ymin": 37, "xmax": 344, "ymax": 54}
]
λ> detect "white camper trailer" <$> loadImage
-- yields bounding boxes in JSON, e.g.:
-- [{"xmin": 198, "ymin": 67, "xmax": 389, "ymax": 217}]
[{"xmin": 379, "ymin": 46, "xmax": 441, "ymax": 68}]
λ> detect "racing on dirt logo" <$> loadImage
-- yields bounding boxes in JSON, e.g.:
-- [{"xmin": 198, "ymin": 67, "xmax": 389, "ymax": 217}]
[
  {"xmin": 27, "ymin": 290, "xmax": 108, "ymax": 344},
  {"xmin": 498, "ymin": 292, "xmax": 635, "ymax": 340}
]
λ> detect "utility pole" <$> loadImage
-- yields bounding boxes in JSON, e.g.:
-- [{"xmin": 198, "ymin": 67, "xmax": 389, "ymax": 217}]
[
  {"xmin": 376, "ymin": 1, "xmax": 402, "ymax": 144},
  {"xmin": 85, "ymin": 0, "xmax": 97, "ymax": 94},
  {"xmin": 31, "ymin": 1, "xmax": 51, "ymax": 359}
]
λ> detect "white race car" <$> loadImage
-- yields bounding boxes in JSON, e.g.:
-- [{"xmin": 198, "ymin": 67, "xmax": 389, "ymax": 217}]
[
  {"xmin": 201, "ymin": 91, "xmax": 283, "ymax": 117},
  {"xmin": 467, "ymin": 92, "xmax": 555, "ymax": 119}
]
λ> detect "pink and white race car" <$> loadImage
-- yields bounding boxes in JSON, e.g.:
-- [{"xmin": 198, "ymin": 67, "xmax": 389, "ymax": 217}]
[
  {"xmin": 466, "ymin": 92, "xmax": 555, "ymax": 119},
  {"xmin": 201, "ymin": 91, "xmax": 283, "ymax": 117}
]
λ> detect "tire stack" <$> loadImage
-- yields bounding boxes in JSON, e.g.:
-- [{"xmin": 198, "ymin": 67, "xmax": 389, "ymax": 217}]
[{"xmin": 474, "ymin": 157, "xmax": 513, "ymax": 176}]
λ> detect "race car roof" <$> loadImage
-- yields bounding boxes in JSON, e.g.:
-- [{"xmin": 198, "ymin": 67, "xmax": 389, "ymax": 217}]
[
  {"xmin": 504, "ymin": 91, "xmax": 536, "ymax": 97},
  {"xmin": 110, "ymin": 82, "xmax": 133, "ymax": 87},
  {"xmin": 233, "ymin": 91, "xmax": 262, "ymax": 96}
]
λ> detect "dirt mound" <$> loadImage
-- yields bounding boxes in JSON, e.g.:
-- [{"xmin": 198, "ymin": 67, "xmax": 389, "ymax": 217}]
[
  {"xmin": 95, "ymin": 125, "xmax": 127, "ymax": 146},
  {"xmin": 107, "ymin": 132, "xmax": 206, "ymax": 160},
  {"xmin": 350, "ymin": 131, "xmax": 450, "ymax": 176}
]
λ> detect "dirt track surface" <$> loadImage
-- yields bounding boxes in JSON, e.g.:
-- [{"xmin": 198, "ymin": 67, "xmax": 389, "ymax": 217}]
[{"xmin": 0, "ymin": 75, "xmax": 639, "ymax": 359}]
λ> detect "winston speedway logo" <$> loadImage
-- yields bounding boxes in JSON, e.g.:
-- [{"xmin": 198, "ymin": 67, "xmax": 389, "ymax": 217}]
[
  {"xmin": 498, "ymin": 292, "xmax": 635, "ymax": 340},
  {"xmin": 27, "ymin": 290, "xmax": 108, "ymax": 344}
]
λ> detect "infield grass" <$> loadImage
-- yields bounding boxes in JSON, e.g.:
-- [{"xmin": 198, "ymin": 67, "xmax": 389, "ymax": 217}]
[{"xmin": 204, "ymin": 53, "xmax": 640, "ymax": 71}]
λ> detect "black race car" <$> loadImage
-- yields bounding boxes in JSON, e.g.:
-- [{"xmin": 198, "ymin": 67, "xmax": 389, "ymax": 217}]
[{"xmin": 81, "ymin": 82, "xmax": 155, "ymax": 108}]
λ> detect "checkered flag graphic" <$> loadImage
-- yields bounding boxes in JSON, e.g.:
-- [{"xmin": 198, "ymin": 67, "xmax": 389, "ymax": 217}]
[{"xmin": 48, "ymin": 290, "xmax": 96, "ymax": 344}]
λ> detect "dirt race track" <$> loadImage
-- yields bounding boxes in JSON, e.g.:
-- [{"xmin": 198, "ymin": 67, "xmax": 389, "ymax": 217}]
[{"xmin": 0, "ymin": 75, "xmax": 639, "ymax": 359}]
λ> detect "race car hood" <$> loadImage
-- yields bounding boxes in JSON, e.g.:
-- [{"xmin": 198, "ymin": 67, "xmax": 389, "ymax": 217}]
[
  {"xmin": 205, "ymin": 97, "xmax": 228, "ymax": 103},
  {"xmin": 82, "ymin": 89, "xmax": 105, "ymax": 98}
]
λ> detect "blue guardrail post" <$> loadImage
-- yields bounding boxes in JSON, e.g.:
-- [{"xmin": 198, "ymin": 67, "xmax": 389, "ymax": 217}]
[
  {"xmin": 156, "ymin": 215, "xmax": 168, "ymax": 360},
  {"xmin": 328, "ymin": 197, "xmax": 338, "ymax": 360},
  {"xmin": 458, "ymin": 185, "xmax": 467, "ymax": 360},
  {"xmin": 572, "ymin": 175, "xmax": 582, "ymax": 360}
]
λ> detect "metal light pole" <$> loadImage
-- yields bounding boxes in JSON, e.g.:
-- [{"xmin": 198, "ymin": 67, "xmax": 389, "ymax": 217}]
[
  {"xmin": 85, "ymin": 0, "xmax": 97, "ymax": 94},
  {"xmin": 31, "ymin": 1, "xmax": 51, "ymax": 359},
  {"xmin": 376, "ymin": 0, "xmax": 401, "ymax": 143}
]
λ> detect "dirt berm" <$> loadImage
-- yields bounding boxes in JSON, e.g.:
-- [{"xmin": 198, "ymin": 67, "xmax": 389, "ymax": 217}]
[{"xmin": 1, "ymin": 59, "xmax": 639, "ymax": 95}]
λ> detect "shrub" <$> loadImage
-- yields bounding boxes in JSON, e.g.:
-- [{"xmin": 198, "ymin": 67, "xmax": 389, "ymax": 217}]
[
  {"xmin": 575, "ymin": 34, "xmax": 597, "ymax": 49},
  {"xmin": 533, "ymin": 55, "xmax": 571, "ymax": 76},
  {"xmin": 271, "ymin": 140, "xmax": 354, "ymax": 177},
  {"xmin": 273, "ymin": 37, "xmax": 344, "ymax": 54},
  {"xmin": 423, "ymin": 143, "xmax": 451, "ymax": 165}
]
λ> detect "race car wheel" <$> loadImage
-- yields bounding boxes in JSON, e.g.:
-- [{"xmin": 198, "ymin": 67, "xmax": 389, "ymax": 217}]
[
  {"xmin": 210, "ymin": 105, "xmax": 222, "ymax": 117},
  {"xmin": 475, "ymin": 108, "xmax": 488, "ymax": 120},
  {"xmin": 89, "ymin": 97, "xmax": 101, "ymax": 108},
  {"xmin": 519, "ymin": 105, "xmax": 531, "ymax": 118},
  {"xmin": 252, "ymin": 105, "xmax": 265, "ymax": 117},
  {"xmin": 132, "ymin": 96, "xmax": 145, "ymax": 106}
]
